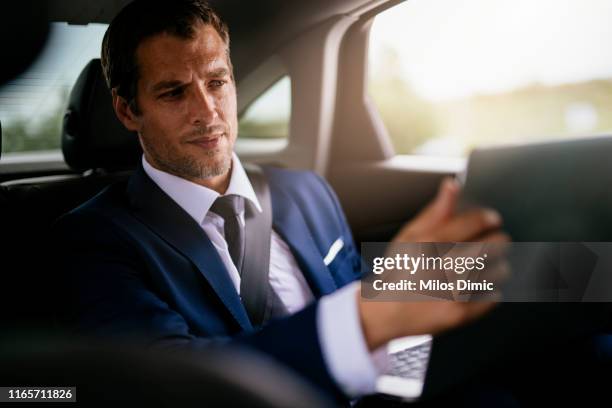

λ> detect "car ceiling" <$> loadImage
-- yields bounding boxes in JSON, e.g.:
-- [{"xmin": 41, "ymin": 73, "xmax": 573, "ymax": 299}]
[{"xmin": 45, "ymin": 0, "xmax": 388, "ymax": 81}]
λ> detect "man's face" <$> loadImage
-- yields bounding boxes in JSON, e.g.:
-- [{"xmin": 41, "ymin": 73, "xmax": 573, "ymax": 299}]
[{"xmin": 126, "ymin": 22, "xmax": 237, "ymax": 181}]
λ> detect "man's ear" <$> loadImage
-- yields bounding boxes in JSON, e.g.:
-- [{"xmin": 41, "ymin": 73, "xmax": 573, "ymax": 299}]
[{"xmin": 112, "ymin": 89, "xmax": 140, "ymax": 132}]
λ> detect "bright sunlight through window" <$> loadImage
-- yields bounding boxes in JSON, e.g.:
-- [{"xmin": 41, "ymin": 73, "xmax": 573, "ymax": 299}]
[{"xmin": 369, "ymin": 0, "xmax": 612, "ymax": 156}]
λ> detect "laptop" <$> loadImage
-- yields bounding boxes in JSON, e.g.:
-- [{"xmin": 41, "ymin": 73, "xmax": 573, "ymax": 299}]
[{"xmin": 375, "ymin": 335, "xmax": 432, "ymax": 400}]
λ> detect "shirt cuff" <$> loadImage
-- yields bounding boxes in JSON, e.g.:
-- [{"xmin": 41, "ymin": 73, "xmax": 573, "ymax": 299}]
[{"xmin": 316, "ymin": 281, "xmax": 389, "ymax": 398}]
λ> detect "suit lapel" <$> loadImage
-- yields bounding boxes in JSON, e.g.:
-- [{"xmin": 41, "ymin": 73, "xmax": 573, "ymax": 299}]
[
  {"xmin": 270, "ymin": 186, "xmax": 338, "ymax": 298},
  {"xmin": 126, "ymin": 166, "xmax": 252, "ymax": 331}
]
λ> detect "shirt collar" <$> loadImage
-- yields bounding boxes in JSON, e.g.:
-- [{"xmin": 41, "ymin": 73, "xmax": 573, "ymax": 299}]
[{"xmin": 142, "ymin": 152, "xmax": 262, "ymax": 225}]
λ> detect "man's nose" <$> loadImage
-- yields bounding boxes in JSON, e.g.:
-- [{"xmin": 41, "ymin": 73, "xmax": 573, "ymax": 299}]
[{"xmin": 190, "ymin": 84, "xmax": 218, "ymax": 124}]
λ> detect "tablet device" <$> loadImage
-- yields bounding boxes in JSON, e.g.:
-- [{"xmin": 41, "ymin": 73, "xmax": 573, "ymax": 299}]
[
  {"xmin": 378, "ymin": 136, "xmax": 612, "ymax": 401},
  {"xmin": 459, "ymin": 135, "xmax": 612, "ymax": 241}
]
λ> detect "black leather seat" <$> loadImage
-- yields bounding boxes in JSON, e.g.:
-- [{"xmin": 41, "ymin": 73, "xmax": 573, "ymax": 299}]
[
  {"xmin": 0, "ymin": 59, "xmax": 140, "ymax": 329},
  {"xmin": 1, "ymin": 58, "xmax": 140, "ymax": 225}
]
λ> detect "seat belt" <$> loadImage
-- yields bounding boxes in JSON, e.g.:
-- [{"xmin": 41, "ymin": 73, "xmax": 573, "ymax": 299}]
[{"xmin": 242, "ymin": 164, "xmax": 284, "ymax": 327}]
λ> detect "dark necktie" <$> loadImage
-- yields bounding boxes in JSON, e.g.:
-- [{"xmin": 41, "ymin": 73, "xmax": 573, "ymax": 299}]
[{"xmin": 210, "ymin": 195, "xmax": 245, "ymax": 275}]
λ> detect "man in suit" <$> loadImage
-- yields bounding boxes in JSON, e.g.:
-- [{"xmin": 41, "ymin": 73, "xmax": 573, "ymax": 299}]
[{"xmin": 55, "ymin": 0, "xmax": 507, "ymax": 400}]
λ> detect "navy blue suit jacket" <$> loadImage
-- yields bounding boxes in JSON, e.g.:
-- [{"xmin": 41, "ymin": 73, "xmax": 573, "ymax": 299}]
[{"xmin": 54, "ymin": 164, "xmax": 364, "ymax": 396}]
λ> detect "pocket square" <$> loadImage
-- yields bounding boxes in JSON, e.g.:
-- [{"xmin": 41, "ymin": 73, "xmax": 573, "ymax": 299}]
[{"xmin": 323, "ymin": 238, "xmax": 344, "ymax": 266}]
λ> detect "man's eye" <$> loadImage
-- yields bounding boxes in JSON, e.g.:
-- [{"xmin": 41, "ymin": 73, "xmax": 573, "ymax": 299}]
[
  {"xmin": 161, "ymin": 88, "xmax": 184, "ymax": 99},
  {"xmin": 209, "ymin": 80, "xmax": 226, "ymax": 89}
]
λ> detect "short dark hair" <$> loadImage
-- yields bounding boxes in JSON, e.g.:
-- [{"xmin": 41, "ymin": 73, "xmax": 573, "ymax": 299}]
[{"xmin": 101, "ymin": 0, "xmax": 230, "ymax": 112}]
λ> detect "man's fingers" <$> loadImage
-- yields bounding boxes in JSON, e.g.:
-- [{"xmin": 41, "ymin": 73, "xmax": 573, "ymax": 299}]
[
  {"xmin": 486, "ymin": 259, "xmax": 511, "ymax": 284},
  {"xmin": 401, "ymin": 178, "xmax": 460, "ymax": 238},
  {"xmin": 479, "ymin": 231, "xmax": 511, "ymax": 243},
  {"xmin": 433, "ymin": 208, "xmax": 502, "ymax": 242}
]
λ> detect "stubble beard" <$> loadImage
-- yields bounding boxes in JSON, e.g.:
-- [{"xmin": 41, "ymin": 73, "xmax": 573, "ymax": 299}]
[{"xmin": 142, "ymin": 135, "xmax": 232, "ymax": 182}]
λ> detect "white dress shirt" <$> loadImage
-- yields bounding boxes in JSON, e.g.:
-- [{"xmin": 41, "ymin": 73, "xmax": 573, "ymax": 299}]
[{"xmin": 142, "ymin": 154, "xmax": 385, "ymax": 397}]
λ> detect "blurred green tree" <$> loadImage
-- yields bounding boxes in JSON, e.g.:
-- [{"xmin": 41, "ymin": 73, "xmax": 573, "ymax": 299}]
[
  {"xmin": 2, "ymin": 88, "xmax": 68, "ymax": 154},
  {"xmin": 368, "ymin": 47, "xmax": 438, "ymax": 154}
]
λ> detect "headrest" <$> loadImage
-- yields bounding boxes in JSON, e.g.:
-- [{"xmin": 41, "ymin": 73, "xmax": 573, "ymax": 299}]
[
  {"xmin": 0, "ymin": 0, "xmax": 50, "ymax": 85},
  {"xmin": 62, "ymin": 59, "xmax": 141, "ymax": 172}
]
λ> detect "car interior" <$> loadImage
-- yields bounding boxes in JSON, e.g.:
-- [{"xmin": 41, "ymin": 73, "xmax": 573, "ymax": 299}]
[
  {"xmin": 2, "ymin": 0, "xmax": 448, "ymax": 329},
  {"xmin": 1, "ymin": 0, "xmax": 612, "ymax": 406}
]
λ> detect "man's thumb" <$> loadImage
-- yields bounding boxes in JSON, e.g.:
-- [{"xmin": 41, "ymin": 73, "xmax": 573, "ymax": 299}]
[{"xmin": 431, "ymin": 177, "xmax": 460, "ymax": 221}]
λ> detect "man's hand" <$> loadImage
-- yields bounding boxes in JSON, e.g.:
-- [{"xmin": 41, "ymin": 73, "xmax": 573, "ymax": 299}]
[
  {"xmin": 358, "ymin": 293, "xmax": 496, "ymax": 350},
  {"xmin": 391, "ymin": 178, "xmax": 507, "ymax": 243},
  {"xmin": 358, "ymin": 177, "xmax": 510, "ymax": 350}
]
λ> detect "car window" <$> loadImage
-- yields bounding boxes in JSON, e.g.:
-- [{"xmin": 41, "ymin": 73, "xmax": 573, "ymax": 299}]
[
  {"xmin": 238, "ymin": 76, "xmax": 291, "ymax": 140},
  {"xmin": 0, "ymin": 23, "xmax": 108, "ymax": 157},
  {"xmin": 368, "ymin": 0, "xmax": 612, "ymax": 157}
]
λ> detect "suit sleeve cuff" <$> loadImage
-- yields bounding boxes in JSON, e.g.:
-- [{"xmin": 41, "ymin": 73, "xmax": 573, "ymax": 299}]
[{"xmin": 316, "ymin": 281, "xmax": 389, "ymax": 397}]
